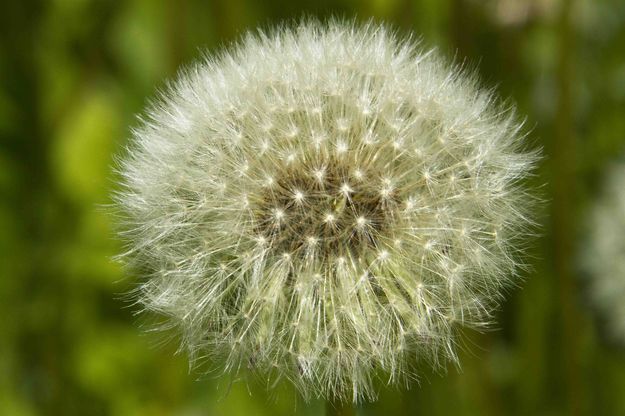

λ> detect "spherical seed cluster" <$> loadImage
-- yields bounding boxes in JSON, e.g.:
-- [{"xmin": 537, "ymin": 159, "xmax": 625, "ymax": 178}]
[
  {"xmin": 116, "ymin": 21, "xmax": 537, "ymax": 401},
  {"xmin": 583, "ymin": 163, "xmax": 625, "ymax": 343}
]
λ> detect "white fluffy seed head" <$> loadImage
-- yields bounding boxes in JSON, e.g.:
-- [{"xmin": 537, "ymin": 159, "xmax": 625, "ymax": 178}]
[
  {"xmin": 582, "ymin": 162, "xmax": 625, "ymax": 343},
  {"xmin": 115, "ymin": 19, "xmax": 539, "ymax": 402}
]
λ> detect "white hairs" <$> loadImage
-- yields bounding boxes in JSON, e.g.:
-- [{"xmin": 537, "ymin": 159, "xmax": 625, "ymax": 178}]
[{"xmin": 115, "ymin": 19, "xmax": 538, "ymax": 402}]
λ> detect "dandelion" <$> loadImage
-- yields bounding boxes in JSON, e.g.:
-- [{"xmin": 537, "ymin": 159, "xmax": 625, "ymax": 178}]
[
  {"xmin": 115, "ymin": 20, "xmax": 538, "ymax": 402},
  {"xmin": 582, "ymin": 162, "xmax": 625, "ymax": 343}
]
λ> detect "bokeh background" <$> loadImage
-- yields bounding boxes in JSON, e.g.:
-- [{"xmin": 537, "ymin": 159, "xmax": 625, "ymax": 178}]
[{"xmin": 2, "ymin": 0, "xmax": 625, "ymax": 415}]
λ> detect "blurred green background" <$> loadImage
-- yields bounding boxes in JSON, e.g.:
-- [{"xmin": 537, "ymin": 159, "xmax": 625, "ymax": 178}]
[{"xmin": 2, "ymin": 0, "xmax": 625, "ymax": 415}]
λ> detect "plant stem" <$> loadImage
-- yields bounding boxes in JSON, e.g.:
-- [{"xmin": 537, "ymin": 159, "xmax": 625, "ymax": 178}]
[
  {"xmin": 326, "ymin": 398, "xmax": 355, "ymax": 416},
  {"xmin": 553, "ymin": 0, "xmax": 583, "ymax": 415}
]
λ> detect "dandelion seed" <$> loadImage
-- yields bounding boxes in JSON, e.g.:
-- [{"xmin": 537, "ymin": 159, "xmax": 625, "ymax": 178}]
[
  {"xmin": 274, "ymin": 208, "xmax": 285, "ymax": 221},
  {"xmin": 355, "ymin": 216, "xmax": 368, "ymax": 228},
  {"xmin": 115, "ymin": 19, "xmax": 539, "ymax": 403},
  {"xmin": 340, "ymin": 183, "xmax": 353, "ymax": 196},
  {"xmin": 293, "ymin": 190, "xmax": 305, "ymax": 203}
]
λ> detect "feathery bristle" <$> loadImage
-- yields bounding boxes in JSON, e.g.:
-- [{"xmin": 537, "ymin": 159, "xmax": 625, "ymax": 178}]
[{"xmin": 114, "ymin": 19, "xmax": 539, "ymax": 402}]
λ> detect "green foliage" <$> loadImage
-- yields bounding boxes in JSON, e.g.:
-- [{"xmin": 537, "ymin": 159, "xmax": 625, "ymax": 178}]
[{"xmin": 1, "ymin": 0, "xmax": 625, "ymax": 414}]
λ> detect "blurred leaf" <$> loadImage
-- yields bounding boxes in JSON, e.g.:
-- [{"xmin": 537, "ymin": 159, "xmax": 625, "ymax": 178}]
[{"xmin": 51, "ymin": 87, "xmax": 121, "ymax": 203}]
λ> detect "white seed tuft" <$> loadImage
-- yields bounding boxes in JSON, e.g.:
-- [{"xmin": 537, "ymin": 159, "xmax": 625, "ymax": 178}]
[
  {"xmin": 115, "ymin": 19, "xmax": 539, "ymax": 403},
  {"xmin": 582, "ymin": 162, "xmax": 625, "ymax": 343}
]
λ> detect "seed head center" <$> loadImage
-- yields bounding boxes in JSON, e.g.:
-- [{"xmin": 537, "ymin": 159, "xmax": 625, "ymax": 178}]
[{"xmin": 253, "ymin": 157, "xmax": 399, "ymax": 259}]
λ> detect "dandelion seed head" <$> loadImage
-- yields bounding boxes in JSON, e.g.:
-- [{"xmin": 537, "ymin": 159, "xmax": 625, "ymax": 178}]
[
  {"xmin": 115, "ymin": 19, "xmax": 538, "ymax": 402},
  {"xmin": 583, "ymin": 162, "xmax": 625, "ymax": 343}
]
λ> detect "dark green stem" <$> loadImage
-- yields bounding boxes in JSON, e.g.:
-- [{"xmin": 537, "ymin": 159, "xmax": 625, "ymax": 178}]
[
  {"xmin": 553, "ymin": 0, "xmax": 583, "ymax": 414},
  {"xmin": 326, "ymin": 398, "xmax": 355, "ymax": 416}
]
